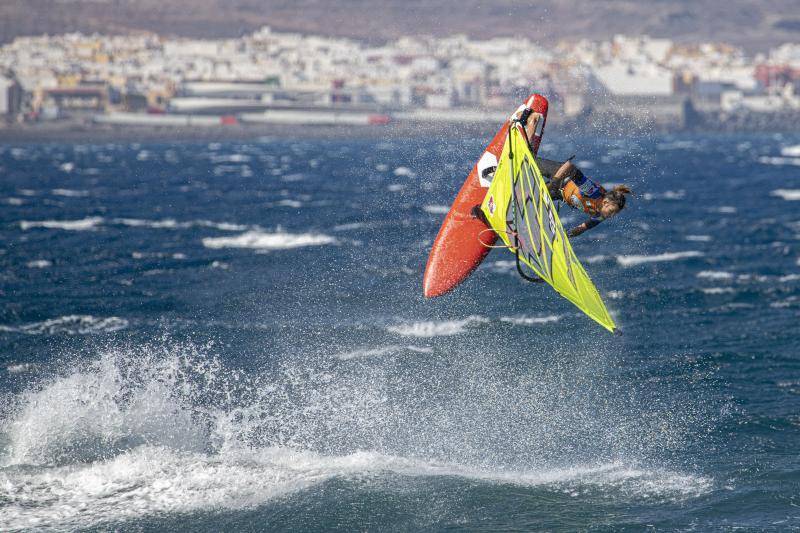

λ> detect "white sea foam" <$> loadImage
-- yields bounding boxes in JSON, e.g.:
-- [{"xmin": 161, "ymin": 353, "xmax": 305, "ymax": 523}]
[
  {"xmin": 113, "ymin": 218, "xmax": 248, "ymax": 231},
  {"xmin": 387, "ymin": 184, "xmax": 405, "ymax": 192},
  {"xmin": 5, "ymin": 197, "xmax": 23, "ymax": 205},
  {"xmin": 51, "ymin": 188, "xmax": 89, "ymax": 197},
  {"xmin": 500, "ymin": 315, "xmax": 561, "ymax": 326},
  {"xmin": 25, "ymin": 260, "xmax": 52, "ymax": 269},
  {"xmin": 585, "ymin": 254, "xmax": 610, "ymax": 264},
  {"xmin": 423, "ymin": 205, "xmax": 449, "ymax": 214},
  {"xmin": 198, "ymin": 221, "xmax": 248, "ymax": 231},
  {"xmin": 701, "ymin": 287, "xmax": 736, "ymax": 295},
  {"xmin": 393, "ymin": 166, "xmax": 416, "ymax": 177},
  {"xmin": 20, "ymin": 217, "xmax": 104, "ymax": 231},
  {"xmin": 782, "ymin": 145, "xmax": 800, "ymax": 157},
  {"xmin": 771, "ymin": 189, "xmax": 800, "ymax": 201},
  {"xmin": 710, "ymin": 206, "xmax": 737, "ymax": 214},
  {"xmin": 685, "ymin": 235, "xmax": 712, "ymax": 242},
  {"xmin": 758, "ymin": 155, "xmax": 800, "ymax": 166},
  {"xmin": 387, "ymin": 316, "xmax": 489, "ymax": 337},
  {"xmin": 115, "ymin": 217, "xmax": 184, "ymax": 229},
  {"xmin": 771, "ymin": 294, "xmax": 799, "ymax": 308},
  {"xmin": 277, "ymin": 199, "xmax": 303, "ymax": 208},
  {"xmin": 696, "ymin": 271, "xmax": 733, "ymax": 280},
  {"xmin": 335, "ymin": 345, "xmax": 434, "ymax": 361},
  {"xmin": 0, "ymin": 315, "xmax": 128, "ymax": 335},
  {"xmin": 211, "ymin": 153, "xmax": 251, "ymax": 163},
  {"xmin": 202, "ymin": 230, "xmax": 337, "ymax": 251},
  {"xmin": 0, "ymin": 445, "xmax": 710, "ymax": 531},
  {"xmin": 736, "ymin": 273, "xmax": 770, "ymax": 283},
  {"xmin": 617, "ymin": 251, "xmax": 703, "ymax": 267}
]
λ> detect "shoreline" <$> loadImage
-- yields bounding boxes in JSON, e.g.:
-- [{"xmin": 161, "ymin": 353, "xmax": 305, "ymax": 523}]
[{"xmin": 0, "ymin": 117, "xmax": 796, "ymax": 144}]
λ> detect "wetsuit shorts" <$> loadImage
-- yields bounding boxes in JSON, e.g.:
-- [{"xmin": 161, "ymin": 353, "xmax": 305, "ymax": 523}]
[{"xmin": 534, "ymin": 157, "xmax": 586, "ymax": 186}]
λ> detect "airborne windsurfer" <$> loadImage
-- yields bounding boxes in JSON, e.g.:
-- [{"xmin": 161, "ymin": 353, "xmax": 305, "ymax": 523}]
[
  {"xmin": 533, "ymin": 156, "xmax": 632, "ymax": 237},
  {"xmin": 473, "ymin": 109, "xmax": 632, "ymax": 238},
  {"xmin": 521, "ymin": 110, "xmax": 632, "ymax": 237}
]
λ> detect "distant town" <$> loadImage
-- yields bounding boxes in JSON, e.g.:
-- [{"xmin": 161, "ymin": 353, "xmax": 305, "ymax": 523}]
[{"xmin": 1, "ymin": 26, "xmax": 799, "ymax": 134}]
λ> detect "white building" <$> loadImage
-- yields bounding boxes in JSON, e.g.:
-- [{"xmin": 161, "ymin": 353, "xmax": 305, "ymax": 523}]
[{"xmin": 591, "ymin": 61, "xmax": 674, "ymax": 96}]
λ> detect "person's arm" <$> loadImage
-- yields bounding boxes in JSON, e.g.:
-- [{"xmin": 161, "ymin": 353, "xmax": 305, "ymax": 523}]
[
  {"xmin": 566, "ymin": 218, "xmax": 602, "ymax": 238},
  {"xmin": 510, "ymin": 107, "xmax": 542, "ymax": 143},
  {"xmin": 523, "ymin": 111, "xmax": 543, "ymax": 141}
]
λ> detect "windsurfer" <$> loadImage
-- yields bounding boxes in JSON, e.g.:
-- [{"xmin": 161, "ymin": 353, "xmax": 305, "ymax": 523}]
[
  {"xmin": 523, "ymin": 110, "xmax": 632, "ymax": 237},
  {"xmin": 473, "ymin": 109, "xmax": 632, "ymax": 238},
  {"xmin": 534, "ymin": 155, "xmax": 632, "ymax": 237}
]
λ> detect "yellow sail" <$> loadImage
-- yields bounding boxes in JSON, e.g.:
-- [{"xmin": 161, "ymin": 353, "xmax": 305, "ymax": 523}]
[{"xmin": 481, "ymin": 124, "xmax": 618, "ymax": 333}]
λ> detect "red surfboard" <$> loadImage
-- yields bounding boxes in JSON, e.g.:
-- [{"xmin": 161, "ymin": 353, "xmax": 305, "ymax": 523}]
[{"xmin": 423, "ymin": 94, "xmax": 549, "ymax": 298}]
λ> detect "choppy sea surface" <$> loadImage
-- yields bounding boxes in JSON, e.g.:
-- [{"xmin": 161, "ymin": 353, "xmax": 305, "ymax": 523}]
[{"xmin": 1, "ymin": 133, "xmax": 799, "ymax": 531}]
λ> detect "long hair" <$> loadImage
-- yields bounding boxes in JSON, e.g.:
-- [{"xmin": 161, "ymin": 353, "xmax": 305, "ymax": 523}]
[{"xmin": 606, "ymin": 185, "xmax": 632, "ymax": 210}]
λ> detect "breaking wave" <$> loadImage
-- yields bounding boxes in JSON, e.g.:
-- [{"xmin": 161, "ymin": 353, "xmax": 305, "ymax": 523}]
[
  {"xmin": 771, "ymin": 189, "xmax": 800, "ymax": 201},
  {"xmin": 202, "ymin": 230, "xmax": 337, "ymax": 251},
  {"xmin": 19, "ymin": 217, "xmax": 248, "ymax": 232},
  {"xmin": 616, "ymin": 251, "xmax": 704, "ymax": 267},
  {"xmin": 781, "ymin": 145, "xmax": 800, "ymax": 157},
  {"xmin": 113, "ymin": 218, "xmax": 248, "ymax": 231},
  {"xmin": 51, "ymin": 188, "xmax": 89, "ymax": 197},
  {"xmin": 0, "ymin": 315, "xmax": 129, "ymax": 336},
  {"xmin": 701, "ymin": 287, "xmax": 736, "ymax": 295},
  {"xmin": 20, "ymin": 217, "xmax": 104, "ymax": 231},
  {"xmin": 696, "ymin": 271, "xmax": 734, "ymax": 280},
  {"xmin": 758, "ymin": 155, "xmax": 800, "ymax": 166},
  {"xmin": 0, "ymin": 342, "xmax": 712, "ymax": 529}
]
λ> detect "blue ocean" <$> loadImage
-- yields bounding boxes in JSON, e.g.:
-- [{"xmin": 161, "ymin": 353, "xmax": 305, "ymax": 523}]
[{"xmin": 1, "ymin": 131, "xmax": 799, "ymax": 531}]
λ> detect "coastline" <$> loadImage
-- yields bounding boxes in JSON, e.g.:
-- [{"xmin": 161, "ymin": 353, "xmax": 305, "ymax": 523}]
[{"xmin": 0, "ymin": 114, "xmax": 797, "ymax": 145}]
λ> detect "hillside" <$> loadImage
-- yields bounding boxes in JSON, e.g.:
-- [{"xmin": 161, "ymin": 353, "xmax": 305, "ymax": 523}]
[{"xmin": 1, "ymin": 0, "xmax": 798, "ymax": 51}]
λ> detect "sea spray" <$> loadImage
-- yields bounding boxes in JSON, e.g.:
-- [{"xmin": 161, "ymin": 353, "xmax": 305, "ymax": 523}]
[{"xmin": 0, "ymin": 337, "xmax": 710, "ymax": 473}]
